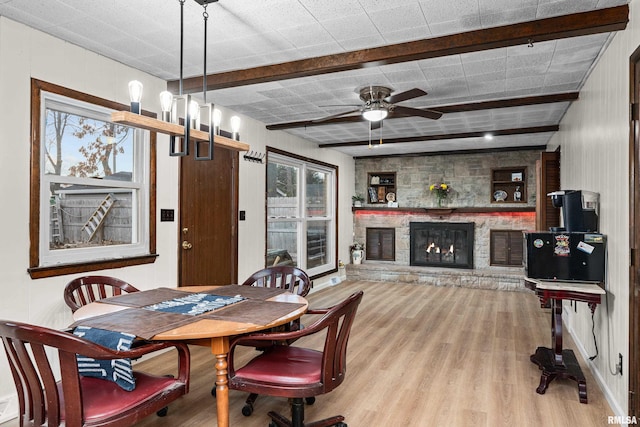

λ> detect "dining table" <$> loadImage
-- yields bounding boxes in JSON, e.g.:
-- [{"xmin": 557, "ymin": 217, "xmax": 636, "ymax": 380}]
[{"xmin": 72, "ymin": 284, "xmax": 308, "ymax": 427}]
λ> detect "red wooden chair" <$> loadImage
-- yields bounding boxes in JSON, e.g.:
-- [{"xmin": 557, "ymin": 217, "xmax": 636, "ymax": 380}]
[
  {"xmin": 0, "ymin": 319, "xmax": 190, "ymax": 427},
  {"xmin": 64, "ymin": 275, "xmax": 140, "ymax": 313},
  {"xmin": 241, "ymin": 265, "xmax": 312, "ymax": 297},
  {"xmin": 234, "ymin": 266, "xmax": 313, "ymax": 415},
  {"xmin": 228, "ymin": 290, "xmax": 364, "ymax": 427}
]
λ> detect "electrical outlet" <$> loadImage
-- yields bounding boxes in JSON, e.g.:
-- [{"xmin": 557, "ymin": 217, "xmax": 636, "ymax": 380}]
[{"xmin": 616, "ymin": 353, "xmax": 623, "ymax": 376}]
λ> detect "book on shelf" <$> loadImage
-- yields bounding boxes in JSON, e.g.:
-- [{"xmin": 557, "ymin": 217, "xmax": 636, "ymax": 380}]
[{"xmin": 368, "ymin": 187, "xmax": 378, "ymax": 203}]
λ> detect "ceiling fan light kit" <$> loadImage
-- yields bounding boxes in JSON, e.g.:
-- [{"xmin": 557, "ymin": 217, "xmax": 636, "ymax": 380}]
[{"xmin": 362, "ymin": 105, "xmax": 388, "ymax": 122}]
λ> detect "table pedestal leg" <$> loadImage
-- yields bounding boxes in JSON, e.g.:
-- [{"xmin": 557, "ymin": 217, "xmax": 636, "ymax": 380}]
[
  {"xmin": 530, "ymin": 346, "xmax": 588, "ymax": 403},
  {"xmin": 210, "ymin": 336, "xmax": 230, "ymax": 427},
  {"xmin": 215, "ymin": 353, "xmax": 229, "ymax": 427}
]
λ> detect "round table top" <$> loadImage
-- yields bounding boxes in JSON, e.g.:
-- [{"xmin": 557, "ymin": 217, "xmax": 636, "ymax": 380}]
[{"xmin": 72, "ymin": 285, "xmax": 308, "ymax": 341}]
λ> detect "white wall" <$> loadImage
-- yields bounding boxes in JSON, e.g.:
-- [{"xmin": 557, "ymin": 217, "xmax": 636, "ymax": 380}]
[
  {"xmin": 546, "ymin": 0, "xmax": 640, "ymax": 416},
  {"xmin": 0, "ymin": 17, "xmax": 354, "ymax": 417}
]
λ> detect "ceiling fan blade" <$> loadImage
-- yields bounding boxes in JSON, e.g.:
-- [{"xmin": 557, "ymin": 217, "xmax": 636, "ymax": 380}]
[
  {"xmin": 393, "ymin": 105, "xmax": 443, "ymax": 120},
  {"xmin": 386, "ymin": 88, "xmax": 428, "ymax": 104},
  {"xmin": 312, "ymin": 108, "xmax": 362, "ymax": 123}
]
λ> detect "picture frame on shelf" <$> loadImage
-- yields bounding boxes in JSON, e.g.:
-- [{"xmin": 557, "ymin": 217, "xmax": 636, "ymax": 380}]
[{"xmin": 511, "ymin": 172, "xmax": 523, "ymax": 182}]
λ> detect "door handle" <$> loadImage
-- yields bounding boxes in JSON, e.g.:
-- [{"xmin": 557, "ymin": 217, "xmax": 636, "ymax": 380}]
[{"xmin": 182, "ymin": 240, "xmax": 193, "ymax": 250}]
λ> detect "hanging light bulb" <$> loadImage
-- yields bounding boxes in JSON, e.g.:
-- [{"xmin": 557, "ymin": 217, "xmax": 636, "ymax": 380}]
[
  {"xmin": 213, "ymin": 108, "xmax": 222, "ymax": 135},
  {"xmin": 159, "ymin": 91, "xmax": 173, "ymax": 122},
  {"xmin": 189, "ymin": 100, "xmax": 200, "ymax": 129},
  {"xmin": 230, "ymin": 115, "xmax": 241, "ymax": 140},
  {"xmin": 128, "ymin": 80, "xmax": 143, "ymax": 114}
]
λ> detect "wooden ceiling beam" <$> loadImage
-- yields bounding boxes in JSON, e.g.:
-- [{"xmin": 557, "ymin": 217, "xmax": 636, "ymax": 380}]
[
  {"xmin": 168, "ymin": 5, "xmax": 628, "ymax": 94},
  {"xmin": 318, "ymin": 125, "xmax": 559, "ymax": 148},
  {"xmin": 354, "ymin": 144, "xmax": 548, "ymax": 159},
  {"xmin": 265, "ymin": 93, "xmax": 579, "ymax": 130}
]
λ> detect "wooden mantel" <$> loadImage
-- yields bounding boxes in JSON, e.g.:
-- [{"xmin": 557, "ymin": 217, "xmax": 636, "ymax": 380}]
[{"xmin": 352, "ymin": 206, "xmax": 536, "ymax": 214}]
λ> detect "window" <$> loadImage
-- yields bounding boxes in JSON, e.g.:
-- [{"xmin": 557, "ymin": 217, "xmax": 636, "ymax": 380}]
[
  {"xmin": 29, "ymin": 79, "xmax": 157, "ymax": 278},
  {"xmin": 266, "ymin": 149, "xmax": 337, "ymax": 276}
]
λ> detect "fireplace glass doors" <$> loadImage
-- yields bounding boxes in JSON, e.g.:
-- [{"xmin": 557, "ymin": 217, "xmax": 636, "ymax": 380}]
[{"xmin": 410, "ymin": 222, "xmax": 474, "ymax": 269}]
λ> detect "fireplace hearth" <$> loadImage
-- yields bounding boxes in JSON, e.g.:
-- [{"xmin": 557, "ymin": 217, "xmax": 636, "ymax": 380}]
[{"xmin": 410, "ymin": 222, "xmax": 474, "ymax": 269}]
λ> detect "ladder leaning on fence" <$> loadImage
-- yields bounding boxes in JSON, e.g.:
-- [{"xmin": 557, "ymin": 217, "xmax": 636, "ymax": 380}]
[
  {"xmin": 81, "ymin": 193, "xmax": 116, "ymax": 242},
  {"xmin": 50, "ymin": 196, "xmax": 63, "ymax": 243}
]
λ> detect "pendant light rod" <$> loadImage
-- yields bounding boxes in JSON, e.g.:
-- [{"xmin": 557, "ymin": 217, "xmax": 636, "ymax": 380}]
[
  {"xmin": 179, "ymin": 0, "xmax": 185, "ymax": 95},
  {"xmin": 111, "ymin": 0, "xmax": 249, "ymax": 157},
  {"xmin": 203, "ymin": 4, "xmax": 208, "ymax": 102}
]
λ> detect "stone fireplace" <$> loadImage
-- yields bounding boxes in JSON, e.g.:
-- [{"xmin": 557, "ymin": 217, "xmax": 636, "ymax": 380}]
[{"xmin": 410, "ymin": 222, "xmax": 474, "ymax": 269}]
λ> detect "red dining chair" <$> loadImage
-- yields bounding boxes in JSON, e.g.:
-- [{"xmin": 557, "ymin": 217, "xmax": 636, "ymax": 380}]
[
  {"xmin": 0, "ymin": 319, "xmax": 190, "ymax": 427},
  {"xmin": 228, "ymin": 290, "xmax": 364, "ymax": 427},
  {"xmin": 241, "ymin": 265, "xmax": 312, "ymax": 297},
  {"xmin": 64, "ymin": 275, "xmax": 140, "ymax": 313},
  {"xmin": 234, "ymin": 266, "xmax": 313, "ymax": 416}
]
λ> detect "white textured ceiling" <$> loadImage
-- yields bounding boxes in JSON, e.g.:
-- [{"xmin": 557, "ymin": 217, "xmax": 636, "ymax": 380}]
[{"xmin": 0, "ymin": 0, "xmax": 630, "ymax": 157}]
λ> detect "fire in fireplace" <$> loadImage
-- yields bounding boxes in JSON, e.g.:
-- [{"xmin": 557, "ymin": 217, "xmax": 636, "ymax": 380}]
[{"xmin": 410, "ymin": 222, "xmax": 474, "ymax": 269}]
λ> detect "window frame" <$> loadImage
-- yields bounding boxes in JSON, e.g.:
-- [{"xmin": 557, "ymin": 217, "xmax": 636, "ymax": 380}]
[
  {"xmin": 266, "ymin": 147, "xmax": 338, "ymax": 278},
  {"xmin": 28, "ymin": 79, "xmax": 157, "ymax": 279}
]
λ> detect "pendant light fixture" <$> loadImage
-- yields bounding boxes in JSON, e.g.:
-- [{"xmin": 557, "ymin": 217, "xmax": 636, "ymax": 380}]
[{"xmin": 111, "ymin": 0, "xmax": 249, "ymax": 158}]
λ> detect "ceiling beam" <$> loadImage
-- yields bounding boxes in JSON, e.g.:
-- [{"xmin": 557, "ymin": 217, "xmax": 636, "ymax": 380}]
[
  {"xmin": 168, "ymin": 5, "xmax": 628, "ymax": 94},
  {"xmin": 354, "ymin": 145, "xmax": 548, "ymax": 159},
  {"xmin": 319, "ymin": 125, "xmax": 559, "ymax": 148},
  {"xmin": 265, "ymin": 93, "xmax": 579, "ymax": 130}
]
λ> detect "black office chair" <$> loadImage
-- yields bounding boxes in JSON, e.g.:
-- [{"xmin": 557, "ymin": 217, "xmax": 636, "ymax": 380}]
[{"xmin": 228, "ymin": 290, "xmax": 364, "ymax": 427}]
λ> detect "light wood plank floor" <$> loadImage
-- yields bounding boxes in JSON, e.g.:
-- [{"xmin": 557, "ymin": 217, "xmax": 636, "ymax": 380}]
[{"xmin": 131, "ymin": 280, "xmax": 613, "ymax": 427}]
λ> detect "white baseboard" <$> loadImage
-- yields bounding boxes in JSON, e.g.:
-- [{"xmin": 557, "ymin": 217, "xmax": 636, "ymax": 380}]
[
  {"xmin": 564, "ymin": 312, "xmax": 625, "ymax": 420},
  {"xmin": 309, "ymin": 275, "xmax": 342, "ymax": 294}
]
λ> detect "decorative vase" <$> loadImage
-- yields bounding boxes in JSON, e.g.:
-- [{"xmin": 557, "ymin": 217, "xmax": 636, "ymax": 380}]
[
  {"xmin": 351, "ymin": 249, "xmax": 363, "ymax": 265},
  {"xmin": 437, "ymin": 196, "xmax": 444, "ymax": 208}
]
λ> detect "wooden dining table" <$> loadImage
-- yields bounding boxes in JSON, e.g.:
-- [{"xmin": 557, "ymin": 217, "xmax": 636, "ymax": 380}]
[{"xmin": 72, "ymin": 285, "xmax": 308, "ymax": 427}]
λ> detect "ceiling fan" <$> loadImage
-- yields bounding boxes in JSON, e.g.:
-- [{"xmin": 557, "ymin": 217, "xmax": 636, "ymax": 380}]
[{"xmin": 313, "ymin": 85, "xmax": 443, "ymax": 126}]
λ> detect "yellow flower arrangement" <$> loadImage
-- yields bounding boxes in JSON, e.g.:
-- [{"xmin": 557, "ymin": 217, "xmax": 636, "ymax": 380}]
[{"xmin": 429, "ymin": 183, "xmax": 451, "ymax": 207}]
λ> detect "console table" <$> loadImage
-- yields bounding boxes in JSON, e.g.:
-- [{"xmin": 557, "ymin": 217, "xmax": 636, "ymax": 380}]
[{"xmin": 524, "ymin": 278, "xmax": 605, "ymax": 404}]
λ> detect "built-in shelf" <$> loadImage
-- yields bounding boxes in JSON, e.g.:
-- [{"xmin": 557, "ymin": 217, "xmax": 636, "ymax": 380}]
[
  {"xmin": 491, "ymin": 166, "xmax": 527, "ymax": 203},
  {"xmin": 352, "ymin": 206, "xmax": 535, "ymax": 214},
  {"xmin": 367, "ymin": 172, "xmax": 396, "ymax": 204}
]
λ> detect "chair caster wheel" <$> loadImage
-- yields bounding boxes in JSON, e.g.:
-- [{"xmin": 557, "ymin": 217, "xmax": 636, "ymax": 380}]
[
  {"xmin": 211, "ymin": 386, "xmax": 216, "ymax": 397},
  {"xmin": 242, "ymin": 403, "xmax": 254, "ymax": 416},
  {"xmin": 305, "ymin": 396, "xmax": 315, "ymax": 405},
  {"xmin": 336, "ymin": 423, "xmax": 347, "ymax": 427},
  {"xmin": 156, "ymin": 407, "xmax": 168, "ymax": 417}
]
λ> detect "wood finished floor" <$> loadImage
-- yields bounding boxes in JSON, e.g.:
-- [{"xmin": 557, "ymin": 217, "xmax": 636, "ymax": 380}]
[{"xmin": 132, "ymin": 280, "xmax": 613, "ymax": 427}]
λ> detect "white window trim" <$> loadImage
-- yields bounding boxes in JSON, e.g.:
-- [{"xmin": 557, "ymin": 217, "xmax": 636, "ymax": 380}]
[{"xmin": 267, "ymin": 152, "xmax": 337, "ymax": 277}]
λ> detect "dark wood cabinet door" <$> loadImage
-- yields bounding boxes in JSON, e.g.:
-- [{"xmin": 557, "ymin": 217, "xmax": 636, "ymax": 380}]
[
  {"xmin": 490, "ymin": 230, "xmax": 523, "ymax": 266},
  {"xmin": 366, "ymin": 228, "xmax": 395, "ymax": 261}
]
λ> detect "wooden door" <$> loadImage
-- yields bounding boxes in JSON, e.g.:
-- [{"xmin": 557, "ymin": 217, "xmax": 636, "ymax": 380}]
[{"xmin": 178, "ymin": 143, "xmax": 238, "ymax": 286}]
